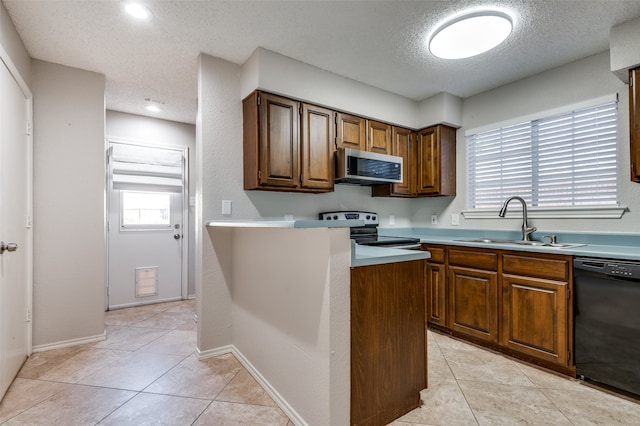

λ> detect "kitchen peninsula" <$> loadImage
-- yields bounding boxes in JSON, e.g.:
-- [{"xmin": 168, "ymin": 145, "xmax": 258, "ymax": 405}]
[{"xmin": 200, "ymin": 220, "xmax": 431, "ymax": 426}]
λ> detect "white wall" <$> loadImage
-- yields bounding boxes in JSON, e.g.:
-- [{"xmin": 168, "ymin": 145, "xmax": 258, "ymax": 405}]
[
  {"xmin": 610, "ymin": 16, "xmax": 640, "ymax": 82},
  {"xmin": 411, "ymin": 51, "xmax": 640, "ymax": 234},
  {"xmin": 241, "ymin": 47, "xmax": 420, "ymax": 129},
  {"xmin": 105, "ymin": 110, "xmax": 196, "ymax": 296},
  {"xmin": 31, "ymin": 60, "xmax": 106, "ymax": 348}
]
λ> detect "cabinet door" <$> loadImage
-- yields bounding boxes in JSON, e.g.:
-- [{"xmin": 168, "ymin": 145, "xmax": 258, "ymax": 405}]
[
  {"xmin": 259, "ymin": 93, "xmax": 300, "ymax": 188},
  {"xmin": 448, "ymin": 266, "xmax": 498, "ymax": 342},
  {"xmin": 501, "ymin": 275, "xmax": 569, "ymax": 366},
  {"xmin": 336, "ymin": 112, "xmax": 366, "ymax": 151},
  {"xmin": 391, "ymin": 127, "xmax": 416, "ymax": 196},
  {"xmin": 416, "ymin": 126, "xmax": 439, "ymax": 195},
  {"xmin": 630, "ymin": 68, "xmax": 640, "ymax": 182},
  {"xmin": 367, "ymin": 120, "xmax": 392, "ymax": 155},
  {"xmin": 416, "ymin": 125, "xmax": 456, "ymax": 196},
  {"xmin": 426, "ymin": 262, "xmax": 446, "ymax": 327},
  {"xmin": 301, "ymin": 103, "xmax": 334, "ymax": 191}
]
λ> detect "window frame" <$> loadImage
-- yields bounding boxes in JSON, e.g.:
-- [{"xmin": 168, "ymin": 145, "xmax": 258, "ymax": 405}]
[
  {"xmin": 462, "ymin": 94, "xmax": 627, "ymax": 220},
  {"xmin": 119, "ymin": 190, "xmax": 174, "ymax": 232}
]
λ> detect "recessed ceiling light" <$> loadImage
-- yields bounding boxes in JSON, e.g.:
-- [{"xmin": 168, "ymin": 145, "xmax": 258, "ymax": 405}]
[
  {"xmin": 144, "ymin": 97, "xmax": 165, "ymax": 112},
  {"xmin": 429, "ymin": 11, "xmax": 512, "ymax": 59},
  {"xmin": 124, "ymin": 2, "xmax": 153, "ymax": 21}
]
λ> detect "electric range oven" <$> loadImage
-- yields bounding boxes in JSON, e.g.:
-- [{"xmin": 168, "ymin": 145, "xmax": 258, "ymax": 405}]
[{"xmin": 319, "ymin": 211, "xmax": 421, "ymax": 249}]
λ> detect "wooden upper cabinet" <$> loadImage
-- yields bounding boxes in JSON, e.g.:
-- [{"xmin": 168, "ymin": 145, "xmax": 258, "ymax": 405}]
[
  {"xmin": 367, "ymin": 120, "xmax": 392, "ymax": 154},
  {"xmin": 374, "ymin": 124, "xmax": 456, "ymax": 198},
  {"xmin": 416, "ymin": 124, "xmax": 456, "ymax": 196},
  {"xmin": 629, "ymin": 67, "xmax": 640, "ymax": 182},
  {"xmin": 371, "ymin": 126, "xmax": 416, "ymax": 197},
  {"xmin": 301, "ymin": 103, "xmax": 334, "ymax": 191},
  {"xmin": 243, "ymin": 91, "xmax": 333, "ymax": 193},
  {"xmin": 259, "ymin": 93, "xmax": 300, "ymax": 189},
  {"xmin": 336, "ymin": 112, "xmax": 366, "ymax": 151},
  {"xmin": 391, "ymin": 127, "xmax": 415, "ymax": 195}
]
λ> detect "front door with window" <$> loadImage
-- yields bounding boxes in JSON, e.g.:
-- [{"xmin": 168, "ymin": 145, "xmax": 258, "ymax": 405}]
[{"xmin": 107, "ymin": 143, "xmax": 185, "ymax": 309}]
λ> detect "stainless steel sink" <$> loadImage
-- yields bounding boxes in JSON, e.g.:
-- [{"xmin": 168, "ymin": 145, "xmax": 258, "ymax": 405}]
[{"xmin": 454, "ymin": 239, "xmax": 585, "ymax": 249}]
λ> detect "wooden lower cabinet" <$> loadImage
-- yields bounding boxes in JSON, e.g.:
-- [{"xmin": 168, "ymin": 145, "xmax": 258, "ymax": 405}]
[
  {"xmin": 448, "ymin": 266, "xmax": 498, "ymax": 342},
  {"xmin": 351, "ymin": 260, "xmax": 426, "ymax": 426},
  {"xmin": 500, "ymin": 252, "xmax": 572, "ymax": 366},
  {"xmin": 426, "ymin": 262, "xmax": 446, "ymax": 326},
  {"xmin": 424, "ymin": 244, "xmax": 573, "ymax": 373},
  {"xmin": 501, "ymin": 274, "xmax": 569, "ymax": 365}
]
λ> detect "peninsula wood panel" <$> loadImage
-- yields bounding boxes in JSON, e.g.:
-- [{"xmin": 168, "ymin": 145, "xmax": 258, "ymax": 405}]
[{"xmin": 351, "ymin": 260, "xmax": 426, "ymax": 426}]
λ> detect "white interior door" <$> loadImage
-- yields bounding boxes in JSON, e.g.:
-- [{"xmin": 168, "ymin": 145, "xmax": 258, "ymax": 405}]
[
  {"xmin": 107, "ymin": 143, "xmax": 185, "ymax": 310},
  {"xmin": 0, "ymin": 58, "xmax": 30, "ymax": 399}
]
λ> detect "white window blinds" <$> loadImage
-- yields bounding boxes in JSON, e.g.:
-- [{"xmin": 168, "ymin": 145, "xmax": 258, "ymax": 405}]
[
  {"xmin": 466, "ymin": 99, "xmax": 619, "ymax": 209},
  {"xmin": 110, "ymin": 143, "xmax": 184, "ymax": 192}
]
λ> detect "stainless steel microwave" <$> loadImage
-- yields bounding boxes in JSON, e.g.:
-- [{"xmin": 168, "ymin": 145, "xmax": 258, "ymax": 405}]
[{"xmin": 335, "ymin": 148, "xmax": 403, "ymax": 185}]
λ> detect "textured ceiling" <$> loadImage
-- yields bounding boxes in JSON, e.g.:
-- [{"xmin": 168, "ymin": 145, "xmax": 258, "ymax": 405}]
[{"xmin": 4, "ymin": 0, "xmax": 640, "ymax": 125}]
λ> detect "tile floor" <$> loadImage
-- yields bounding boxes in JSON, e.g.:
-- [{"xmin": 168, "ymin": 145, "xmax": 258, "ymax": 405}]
[{"xmin": 1, "ymin": 299, "xmax": 639, "ymax": 425}]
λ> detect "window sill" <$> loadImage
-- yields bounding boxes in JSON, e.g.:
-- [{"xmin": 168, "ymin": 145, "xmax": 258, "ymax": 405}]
[{"xmin": 461, "ymin": 206, "xmax": 628, "ymax": 220}]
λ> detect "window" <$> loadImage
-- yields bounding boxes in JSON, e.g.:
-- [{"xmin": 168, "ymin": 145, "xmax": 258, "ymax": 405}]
[
  {"xmin": 121, "ymin": 191, "xmax": 171, "ymax": 229},
  {"xmin": 466, "ymin": 98, "xmax": 619, "ymax": 210}
]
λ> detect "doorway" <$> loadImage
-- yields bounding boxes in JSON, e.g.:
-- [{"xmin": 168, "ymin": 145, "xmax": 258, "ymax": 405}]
[
  {"xmin": 0, "ymin": 55, "xmax": 32, "ymax": 399},
  {"xmin": 107, "ymin": 141, "xmax": 188, "ymax": 310}
]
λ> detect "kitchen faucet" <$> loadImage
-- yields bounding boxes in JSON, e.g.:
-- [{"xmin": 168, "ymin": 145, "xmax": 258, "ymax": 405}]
[{"xmin": 499, "ymin": 196, "xmax": 536, "ymax": 241}]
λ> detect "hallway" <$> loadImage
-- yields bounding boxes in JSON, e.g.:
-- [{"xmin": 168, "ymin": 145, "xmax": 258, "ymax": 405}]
[{"xmin": 0, "ymin": 300, "xmax": 292, "ymax": 425}]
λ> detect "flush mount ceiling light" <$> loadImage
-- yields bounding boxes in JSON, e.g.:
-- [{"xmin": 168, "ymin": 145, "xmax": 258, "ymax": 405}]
[
  {"xmin": 429, "ymin": 11, "xmax": 512, "ymax": 59},
  {"xmin": 124, "ymin": 2, "xmax": 153, "ymax": 21}
]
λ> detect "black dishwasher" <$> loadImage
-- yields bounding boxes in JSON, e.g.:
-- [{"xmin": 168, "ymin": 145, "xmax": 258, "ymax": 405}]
[{"xmin": 574, "ymin": 257, "xmax": 640, "ymax": 397}]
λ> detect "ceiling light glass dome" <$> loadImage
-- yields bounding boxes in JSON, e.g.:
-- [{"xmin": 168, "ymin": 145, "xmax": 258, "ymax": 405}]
[{"xmin": 429, "ymin": 11, "xmax": 513, "ymax": 59}]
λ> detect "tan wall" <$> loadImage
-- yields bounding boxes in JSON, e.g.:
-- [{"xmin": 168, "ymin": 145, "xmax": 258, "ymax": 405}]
[{"xmin": 31, "ymin": 60, "xmax": 106, "ymax": 348}]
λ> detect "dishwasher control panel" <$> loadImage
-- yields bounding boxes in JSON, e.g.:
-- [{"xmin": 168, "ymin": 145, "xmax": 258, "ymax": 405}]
[{"xmin": 605, "ymin": 262, "xmax": 640, "ymax": 278}]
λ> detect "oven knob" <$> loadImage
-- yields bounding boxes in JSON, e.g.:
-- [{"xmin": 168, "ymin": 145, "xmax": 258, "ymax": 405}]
[
  {"xmin": 326, "ymin": 216, "xmax": 331, "ymax": 220},
  {"xmin": 366, "ymin": 215, "xmax": 371, "ymax": 220},
  {"xmin": 333, "ymin": 215, "xmax": 338, "ymax": 220},
  {"xmin": 372, "ymin": 215, "xmax": 376, "ymax": 221}
]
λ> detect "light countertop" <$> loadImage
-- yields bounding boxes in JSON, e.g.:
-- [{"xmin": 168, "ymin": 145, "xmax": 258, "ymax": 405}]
[{"xmin": 379, "ymin": 228, "xmax": 640, "ymax": 261}]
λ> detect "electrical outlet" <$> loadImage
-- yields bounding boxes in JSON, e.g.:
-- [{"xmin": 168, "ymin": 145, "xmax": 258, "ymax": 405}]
[
  {"xmin": 451, "ymin": 213, "xmax": 459, "ymax": 226},
  {"xmin": 389, "ymin": 214, "xmax": 395, "ymax": 225},
  {"xmin": 431, "ymin": 215, "xmax": 438, "ymax": 225}
]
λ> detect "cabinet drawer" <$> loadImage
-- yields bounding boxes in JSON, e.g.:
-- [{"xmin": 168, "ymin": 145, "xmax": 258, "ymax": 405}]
[
  {"xmin": 449, "ymin": 249, "xmax": 498, "ymax": 271},
  {"xmin": 422, "ymin": 246, "xmax": 445, "ymax": 263},
  {"xmin": 503, "ymin": 254, "xmax": 570, "ymax": 281}
]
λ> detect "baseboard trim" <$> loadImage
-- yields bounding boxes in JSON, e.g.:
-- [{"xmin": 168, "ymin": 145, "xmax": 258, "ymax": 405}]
[
  {"xmin": 197, "ymin": 344, "xmax": 307, "ymax": 426},
  {"xmin": 32, "ymin": 331, "xmax": 107, "ymax": 353}
]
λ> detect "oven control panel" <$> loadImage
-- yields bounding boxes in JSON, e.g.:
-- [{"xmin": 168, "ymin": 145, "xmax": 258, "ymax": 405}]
[{"xmin": 319, "ymin": 211, "xmax": 378, "ymax": 226}]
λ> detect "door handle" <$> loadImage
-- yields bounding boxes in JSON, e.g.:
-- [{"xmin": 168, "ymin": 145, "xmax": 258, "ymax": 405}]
[
  {"xmin": 0, "ymin": 242, "xmax": 18, "ymax": 254},
  {"xmin": 173, "ymin": 234, "xmax": 181, "ymax": 240}
]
